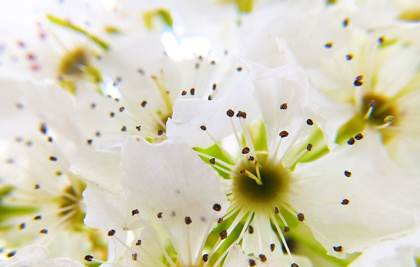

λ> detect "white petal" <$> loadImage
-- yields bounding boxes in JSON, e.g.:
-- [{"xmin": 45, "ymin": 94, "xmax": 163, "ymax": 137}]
[{"xmin": 120, "ymin": 137, "xmax": 229, "ymax": 263}]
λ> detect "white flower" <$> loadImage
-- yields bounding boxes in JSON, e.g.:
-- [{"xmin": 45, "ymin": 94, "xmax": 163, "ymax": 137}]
[
  {"xmin": 0, "ymin": 79, "xmax": 106, "ymax": 261},
  {"xmin": 167, "ymin": 60, "xmax": 420, "ymax": 265},
  {"xmin": 82, "ymin": 137, "xmax": 230, "ymax": 266},
  {"xmin": 0, "ymin": 245, "xmax": 83, "ymax": 267}
]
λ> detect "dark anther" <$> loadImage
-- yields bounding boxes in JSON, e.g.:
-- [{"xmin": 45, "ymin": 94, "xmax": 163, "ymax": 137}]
[
  {"xmin": 306, "ymin": 119, "xmax": 314, "ymax": 126},
  {"xmin": 220, "ymin": 230, "xmax": 227, "ymax": 240},
  {"xmin": 132, "ymin": 209, "xmax": 139, "ymax": 216},
  {"xmin": 249, "ymin": 259, "xmax": 256, "ymax": 266},
  {"xmin": 157, "ymin": 212, "xmax": 163, "ymax": 218},
  {"xmin": 242, "ymin": 147, "xmax": 250, "ymax": 154},
  {"xmin": 279, "ymin": 131, "xmax": 289, "ymax": 138},
  {"xmin": 270, "ymin": 243, "xmax": 276, "ymax": 252},
  {"xmin": 87, "ymin": 139, "xmax": 93, "ymax": 145},
  {"xmin": 136, "ymin": 240, "xmax": 142, "ymax": 246},
  {"xmin": 34, "ymin": 215, "xmax": 42, "ymax": 220},
  {"xmin": 121, "ymin": 126, "xmax": 127, "ymax": 132},
  {"xmin": 248, "ymin": 225, "xmax": 254, "ymax": 234},
  {"xmin": 306, "ymin": 144, "xmax": 313, "ymax": 151},
  {"xmin": 355, "ymin": 133, "xmax": 363, "ymax": 140},
  {"xmin": 341, "ymin": 199, "xmax": 350, "ymax": 205},
  {"xmin": 236, "ymin": 111, "xmax": 247, "ymax": 119},
  {"xmin": 84, "ymin": 255, "xmax": 94, "ymax": 262},
  {"xmin": 202, "ymin": 254, "xmax": 209, "ymax": 262},
  {"xmin": 284, "ymin": 226, "xmax": 290, "ymax": 232},
  {"xmin": 185, "ymin": 216, "xmax": 192, "ymax": 225},
  {"xmin": 342, "ymin": 18, "xmax": 349, "ymax": 27},
  {"xmin": 200, "ymin": 125, "xmax": 207, "ymax": 131},
  {"xmin": 190, "ymin": 88, "xmax": 195, "ymax": 95},
  {"xmin": 274, "ymin": 206, "xmax": 279, "ymax": 214},
  {"xmin": 40, "ymin": 229, "xmax": 48, "ymax": 234},
  {"xmin": 237, "ymin": 67, "xmax": 243, "ymax": 72},
  {"xmin": 136, "ymin": 126, "xmax": 141, "ymax": 131},
  {"xmin": 132, "ymin": 253, "xmax": 138, "ymax": 261},
  {"xmin": 218, "ymin": 218, "xmax": 223, "ymax": 224},
  {"xmin": 291, "ymin": 264, "xmax": 299, "ymax": 267},
  {"xmin": 213, "ymin": 203, "xmax": 222, "ymax": 212},
  {"xmin": 49, "ymin": 156, "xmax": 57, "ymax": 161},
  {"xmin": 209, "ymin": 158, "xmax": 216, "ymax": 165},
  {"xmin": 108, "ymin": 229, "xmax": 116, "ymax": 236},
  {"xmin": 158, "ymin": 130, "xmax": 164, "ymax": 136},
  {"xmin": 280, "ymin": 103, "xmax": 288, "ymax": 110},
  {"xmin": 119, "ymin": 107, "xmax": 125, "ymax": 112},
  {"xmin": 259, "ymin": 254, "xmax": 267, "ymax": 262},
  {"xmin": 297, "ymin": 213, "xmax": 305, "ymax": 221},
  {"xmin": 110, "ymin": 112, "xmax": 115, "ymax": 117},
  {"xmin": 347, "ymin": 137, "xmax": 355, "ymax": 145},
  {"xmin": 333, "ymin": 246, "xmax": 343, "ymax": 252},
  {"xmin": 344, "ymin": 170, "xmax": 352, "ymax": 177},
  {"xmin": 227, "ymin": 109, "xmax": 235, "ymax": 117}
]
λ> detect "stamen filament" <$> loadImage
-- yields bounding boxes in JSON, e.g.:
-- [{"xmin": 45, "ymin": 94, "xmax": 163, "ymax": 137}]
[
  {"xmin": 375, "ymin": 115, "xmax": 395, "ymax": 129},
  {"xmin": 269, "ymin": 213, "xmax": 295, "ymax": 264},
  {"xmin": 240, "ymin": 169, "xmax": 263, "ymax": 185},
  {"xmin": 195, "ymin": 152, "xmax": 234, "ymax": 169},
  {"xmin": 151, "ymin": 74, "xmax": 173, "ymax": 114},
  {"xmin": 204, "ymin": 130, "xmax": 237, "ymax": 163}
]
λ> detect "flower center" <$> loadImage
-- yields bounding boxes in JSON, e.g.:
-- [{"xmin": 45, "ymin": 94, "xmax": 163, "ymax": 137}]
[
  {"xmin": 232, "ymin": 154, "xmax": 291, "ymax": 209},
  {"xmin": 361, "ymin": 92, "xmax": 399, "ymax": 127},
  {"xmin": 58, "ymin": 47, "xmax": 89, "ymax": 77}
]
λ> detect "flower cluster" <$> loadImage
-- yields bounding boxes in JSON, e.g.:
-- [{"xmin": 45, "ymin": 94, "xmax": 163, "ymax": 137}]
[{"xmin": 0, "ymin": 0, "xmax": 420, "ymax": 266}]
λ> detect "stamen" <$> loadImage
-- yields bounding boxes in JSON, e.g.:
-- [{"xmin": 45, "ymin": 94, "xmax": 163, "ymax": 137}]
[
  {"xmin": 240, "ymin": 169, "xmax": 263, "ymax": 185},
  {"xmin": 363, "ymin": 100, "xmax": 376, "ymax": 120},
  {"xmin": 375, "ymin": 115, "xmax": 395, "ymax": 129},
  {"xmin": 269, "ymin": 213, "xmax": 295, "ymax": 264},
  {"xmin": 284, "ymin": 144, "xmax": 312, "ymax": 169},
  {"xmin": 200, "ymin": 126, "xmax": 237, "ymax": 163}
]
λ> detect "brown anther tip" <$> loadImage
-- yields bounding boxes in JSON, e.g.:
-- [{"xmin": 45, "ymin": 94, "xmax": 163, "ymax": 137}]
[
  {"xmin": 344, "ymin": 170, "xmax": 352, "ymax": 177},
  {"xmin": 279, "ymin": 130, "xmax": 289, "ymax": 138},
  {"xmin": 202, "ymin": 254, "xmax": 209, "ymax": 262},
  {"xmin": 220, "ymin": 230, "xmax": 227, "ymax": 240},
  {"xmin": 274, "ymin": 206, "xmax": 279, "ymax": 214},
  {"xmin": 119, "ymin": 107, "xmax": 125, "ymax": 112},
  {"xmin": 226, "ymin": 109, "xmax": 234, "ymax": 117},
  {"xmin": 34, "ymin": 215, "xmax": 42, "ymax": 220},
  {"xmin": 284, "ymin": 226, "xmax": 290, "ymax": 232},
  {"xmin": 19, "ymin": 223, "xmax": 26, "ymax": 230},
  {"xmin": 121, "ymin": 126, "xmax": 127, "ymax": 132},
  {"xmin": 236, "ymin": 111, "xmax": 247, "ymax": 119},
  {"xmin": 347, "ymin": 137, "xmax": 355, "ymax": 145},
  {"xmin": 306, "ymin": 144, "xmax": 313, "ymax": 151},
  {"xmin": 242, "ymin": 147, "xmax": 250, "ymax": 154},
  {"xmin": 190, "ymin": 88, "xmax": 195, "ymax": 95},
  {"xmin": 355, "ymin": 133, "xmax": 363, "ymax": 140},
  {"xmin": 248, "ymin": 156, "xmax": 254, "ymax": 161},
  {"xmin": 132, "ymin": 253, "xmax": 138, "ymax": 261},
  {"xmin": 34, "ymin": 184, "xmax": 40, "ymax": 189},
  {"xmin": 209, "ymin": 158, "xmax": 216, "ymax": 165},
  {"xmin": 341, "ymin": 199, "xmax": 350, "ymax": 205},
  {"xmin": 270, "ymin": 243, "xmax": 276, "ymax": 252},
  {"xmin": 306, "ymin": 119, "xmax": 314, "ymax": 126},
  {"xmin": 200, "ymin": 125, "xmax": 207, "ymax": 131},
  {"xmin": 87, "ymin": 139, "xmax": 93, "ymax": 145},
  {"xmin": 343, "ymin": 18, "xmax": 349, "ymax": 27},
  {"xmin": 280, "ymin": 103, "xmax": 288, "ymax": 110},
  {"xmin": 49, "ymin": 156, "xmax": 57, "ymax": 161},
  {"xmin": 108, "ymin": 229, "xmax": 116, "ymax": 236},
  {"xmin": 346, "ymin": 54, "xmax": 353, "ymax": 61},
  {"xmin": 259, "ymin": 254, "xmax": 267, "ymax": 262},
  {"xmin": 181, "ymin": 90, "xmax": 187, "ymax": 96},
  {"xmin": 132, "ymin": 209, "xmax": 139, "ymax": 216},
  {"xmin": 213, "ymin": 203, "xmax": 222, "ymax": 212},
  {"xmin": 297, "ymin": 213, "xmax": 305, "ymax": 221},
  {"xmin": 185, "ymin": 216, "xmax": 192, "ymax": 225},
  {"xmin": 157, "ymin": 212, "xmax": 163, "ymax": 218},
  {"xmin": 237, "ymin": 67, "xmax": 243, "ymax": 72},
  {"xmin": 212, "ymin": 83, "xmax": 217, "ymax": 90},
  {"xmin": 249, "ymin": 259, "xmax": 256, "ymax": 266},
  {"xmin": 333, "ymin": 246, "xmax": 343, "ymax": 252},
  {"xmin": 110, "ymin": 112, "xmax": 115, "ymax": 118},
  {"xmin": 157, "ymin": 130, "xmax": 164, "ymax": 136},
  {"xmin": 240, "ymin": 169, "xmax": 246, "ymax": 175},
  {"xmin": 141, "ymin": 101, "xmax": 147, "ymax": 108},
  {"xmin": 136, "ymin": 240, "xmax": 141, "ymax": 246},
  {"xmin": 248, "ymin": 225, "xmax": 254, "ymax": 234},
  {"xmin": 369, "ymin": 100, "xmax": 376, "ymax": 107},
  {"xmin": 291, "ymin": 264, "xmax": 299, "ymax": 267},
  {"xmin": 84, "ymin": 255, "xmax": 94, "ymax": 262},
  {"xmin": 354, "ymin": 79, "xmax": 363, "ymax": 87},
  {"xmin": 40, "ymin": 229, "xmax": 48, "ymax": 234},
  {"xmin": 217, "ymin": 218, "xmax": 223, "ymax": 224}
]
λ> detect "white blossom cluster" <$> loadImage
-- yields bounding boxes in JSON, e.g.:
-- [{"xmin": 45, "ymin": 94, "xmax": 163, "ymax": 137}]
[{"xmin": 0, "ymin": 0, "xmax": 420, "ymax": 266}]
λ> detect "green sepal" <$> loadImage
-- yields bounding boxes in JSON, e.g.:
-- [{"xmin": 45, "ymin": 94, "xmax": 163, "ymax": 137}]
[{"xmin": 46, "ymin": 14, "xmax": 110, "ymax": 50}]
